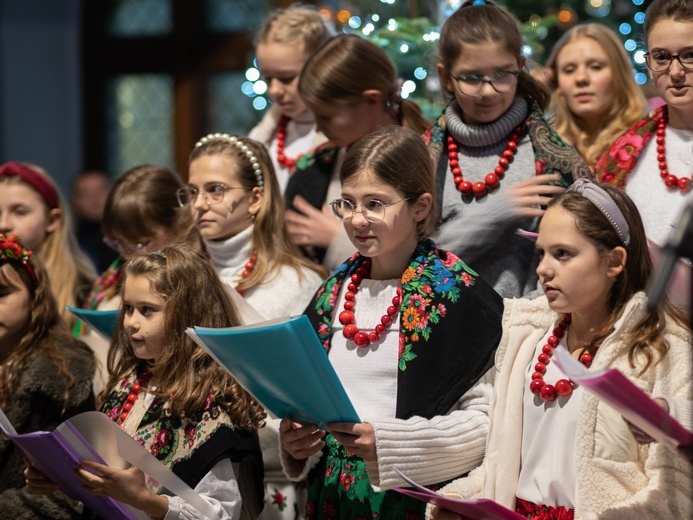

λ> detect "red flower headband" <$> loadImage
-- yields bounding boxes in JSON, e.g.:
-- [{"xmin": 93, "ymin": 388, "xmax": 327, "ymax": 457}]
[
  {"xmin": 0, "ymin": 233, "xmax": 37, "ymax": 282},
  {"xmin": 0, "ymin": 161, "xmax": 60, "ymax": 210}
]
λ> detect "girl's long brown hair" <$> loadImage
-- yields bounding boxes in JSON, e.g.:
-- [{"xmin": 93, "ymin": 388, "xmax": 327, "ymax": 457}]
[
  {"xmin": 298, "ymin": 34, "xmax": 430, "ymax": 134},
  {"xmin": 102, "ymin": 246, "xmax": 265, "ymax": 429},
  {"xmin": 0, "ymin": 256, "xmax": 93, "ymax": 412},
  {"xmin": 548, "ymin": 185, "xmax": 690, "ymax": 374},
  {"xmin": 188, "ymin": 136, "xmax": 325, "ymax": 294},
  {"xmin": 438, "ymin": 0, "xmax": 550, "ymax": 110}
]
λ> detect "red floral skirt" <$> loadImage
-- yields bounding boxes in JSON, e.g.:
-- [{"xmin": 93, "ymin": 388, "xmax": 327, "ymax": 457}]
[{"xmin": 515, "ymin": 497, "xmax": 574, "ymax": 520}]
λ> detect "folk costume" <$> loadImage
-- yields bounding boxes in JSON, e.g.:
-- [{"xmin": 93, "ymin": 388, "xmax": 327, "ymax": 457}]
[
  {"xmin": 249, "ymin": 105, "xmax": 327, "ymax": 194},
  {"xmin": 0, "ymin": 334, "xmax": 96, "ymax": 519},
  {"xmin": 594, "ymin": 106, "xmax": 693, "ymax": 247},
  {"xmin": 99, "ymin": 365, "xmax": 264, "ymax": 520},
  {"xmin": 424, "ymin": 98, "xmax": 591, "ymax": 298},
  {"xmin": 428, "ymin": 294, "xmax": 693, "ymax": 520},
  {"xmin": 282, "ymin": 241, "xmax": 504, "ymax": 519}
]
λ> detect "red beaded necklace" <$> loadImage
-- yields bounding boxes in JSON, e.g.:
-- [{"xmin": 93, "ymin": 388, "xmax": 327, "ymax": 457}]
[
  {"xmin": 116, "ymin": 371, "xmax": 151, "ymax": 425},
  {"xmin": 656, "ymin": 115, "xmax": 692, "ymax": 192},
  {"xmin": 237, "ymin": 250, "xmax": 258, "ymax": 297},
  {"xmin": 276, "ymin": 116, "xmax": 296, "ymax": 169},
  {"xmin": 338, "ymin": 259, "xmax": 402, "ymax": 348},
  {"xmin": 446, "ymin": 125, "xmax": 522, "ymax": 198},
  {"xmin": 529, "ymin": 314, "xmax": 596, "ymax": 403}
]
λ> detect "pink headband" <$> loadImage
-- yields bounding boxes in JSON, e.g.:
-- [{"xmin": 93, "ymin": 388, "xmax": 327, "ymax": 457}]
[
  {"xmin": 0, "ymin": 161, "xmax": 60, "ymax": 210},
  {"xmin": 0, "ymin": 233, "xmax": 37, "ymax": 282}
]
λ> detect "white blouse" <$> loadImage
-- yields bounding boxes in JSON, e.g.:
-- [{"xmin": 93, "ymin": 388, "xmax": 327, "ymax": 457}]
[{"xmin": 516, "ymin": 326, "xmax": 583, "ymax": 508}]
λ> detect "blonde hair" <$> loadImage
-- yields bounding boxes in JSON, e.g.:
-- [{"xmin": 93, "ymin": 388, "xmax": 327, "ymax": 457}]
[
  {"xmin": 299, "ymin": 34, "xmax": 430, "ymax": 134},
  {"xmin": 0, "ymin": 165, "xmax": 96, "ymax": 326},
  {"xmin": 546, "ymin": 24, "xmax": 647, "ymax": 167},
  {"xmin": 103, "ymin": 247, "xmax": 265, "ymax": 428},
  {"xmin": 257, "ymin": 4, "xmax": 334, "ymax": 53},
  {"xmin": 188, "ymin": 135, "xmax": 325, "ymax": 293}
]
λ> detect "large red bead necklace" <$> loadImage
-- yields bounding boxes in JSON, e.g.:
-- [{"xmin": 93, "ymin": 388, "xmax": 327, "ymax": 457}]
[
  {"xmin": 116, "ymin": 371, "xmax": 151, "ymax": 426},
  {"xmin": 237, "ymin": 250, "xmax": 258, "ymax": 297},
  {"xmin": 338, "ymin": 259, "xmax": 402, "ymax": 348},
  {"xmin": 446, "ymin": 125, "xmax": 522, "ymax": 198},
  {"xmin": 276, "ymin": 116, "xmax": 296, "ymax": 169},
  {"xmin": 529, "ymin": 314, "xmax": 596, "ymax": 403},
  {"xmin": 655, "ymin": 115, "xmax": 692, "ymax": 192}
]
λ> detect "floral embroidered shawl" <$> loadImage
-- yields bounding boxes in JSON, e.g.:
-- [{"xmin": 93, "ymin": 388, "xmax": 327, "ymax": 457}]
[
  {"xmin": 594, "ymin": 106, "xmax": 664, "ymax": 188},
  {"xmin": 423, "ymin": 99, "xmax": 592, "ymax": 188},
  {"xmin": 304, "ymin": 240, "xmax": 504, "ymax": 420},
  {"xmin": 101, "ymin": 367, "xmax": 263, "ymax": 492}
]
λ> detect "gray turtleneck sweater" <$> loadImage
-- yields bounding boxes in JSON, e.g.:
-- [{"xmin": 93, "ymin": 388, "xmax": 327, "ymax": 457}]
[{"xmin": 434, "ymin": 97, "xmax": 542, "ymax": 298}]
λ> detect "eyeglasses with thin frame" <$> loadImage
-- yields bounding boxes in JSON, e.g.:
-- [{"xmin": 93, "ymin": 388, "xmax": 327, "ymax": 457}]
[
  {"xmin": 644, "ymin": 47, "xmax": 693, "ymax": 72},
  {"xmin": 330, "ymin": 198, "xmax": 409, "ymax": 223},
  {"xmin": 451, "ymin": 70, "xmax": 520, "ymax": 95},
  {"xmin": 176, "ymin": 183, "xmax": 248, "ymax": 207}
]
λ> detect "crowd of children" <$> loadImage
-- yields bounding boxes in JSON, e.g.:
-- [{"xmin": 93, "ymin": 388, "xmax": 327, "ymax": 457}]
[{"xmin": 1, "ymin": 0, "xmax": 691, "ymax": 519}]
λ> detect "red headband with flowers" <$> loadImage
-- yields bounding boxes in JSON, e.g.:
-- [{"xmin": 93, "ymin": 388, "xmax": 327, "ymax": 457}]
[
  {"xmin": 0, "ymin": 234, "xmax": 37, "ymax": 282},
  {"xmin": 0, "ymin": 161, "xmax": 60, "ymax": 210}
]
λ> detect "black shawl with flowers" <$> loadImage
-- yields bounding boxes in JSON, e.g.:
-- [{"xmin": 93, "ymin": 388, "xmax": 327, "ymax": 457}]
[{"xmin": 304, "ymin": 240, "xmax": 503, "ymax": 420}]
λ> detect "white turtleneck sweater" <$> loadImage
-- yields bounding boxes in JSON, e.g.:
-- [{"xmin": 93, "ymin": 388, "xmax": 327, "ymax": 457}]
[
  {"xmin": 249, "ymin": 106, "xmax": 327, "ymax": 194},
  {"xmin": 203, "ymin": 225, "xmax": 324, "ymax": 320}
]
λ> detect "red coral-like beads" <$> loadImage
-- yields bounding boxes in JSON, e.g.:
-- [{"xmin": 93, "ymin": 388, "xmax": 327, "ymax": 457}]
[
  {"xmin": 340, "ymin": 259, "xmax": 402, "ymax": 348},
  {"xmin": 655, "ymin": 115, "xmax": 692, "ymax": 193},
  {"xmin": 115, "ymin": 372, "xmax": 150, "ymax": 426},
  {"xmin": 276, "ymin": 116, "xmax": 296, "ymax": 169},
  {"xmin": 446, "ymin": 125, "xmax": 523, "ymax": 199},
  {"xmin": 529, "ymin": 314, "xmax": 599, "ymax": 403}
]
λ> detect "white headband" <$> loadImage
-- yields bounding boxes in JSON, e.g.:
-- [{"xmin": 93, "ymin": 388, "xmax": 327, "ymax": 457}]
[{"xmin": 195, "ymin": 133, "xmax": 264, "ymax": 191}]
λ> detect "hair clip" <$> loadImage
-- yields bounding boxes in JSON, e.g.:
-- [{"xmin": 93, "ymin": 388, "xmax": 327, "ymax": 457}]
[
  {"xmin": 153, "ymin": 251, "xmax": 166, "ymax": 258},
  {"xmin": 195, "ymin": 133, "xmax": 265, "ymax": 192},
  {"xmin": 0, "ymin": 233, "xmax": 37, "ymax": 282}
]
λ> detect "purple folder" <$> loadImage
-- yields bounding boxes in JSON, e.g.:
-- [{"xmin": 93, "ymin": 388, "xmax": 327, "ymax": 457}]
[
  {"xmin": 393, "ymin": 469, "xmax": 524, "ymax": 520},
  {"xmin": 0, "ymin": 410, "xmax": 143, "ymax": 519}
]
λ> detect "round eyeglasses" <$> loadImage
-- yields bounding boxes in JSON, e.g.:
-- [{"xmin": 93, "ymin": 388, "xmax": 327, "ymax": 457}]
[
  {"xmin": 176, "ymin": 183, "xmax": 247, "ymax": 207},
  {"xmin": 330, "ymin": 198, "xmax": 409, "ymax": 224},
  {"xmin": 452, "ymin": 70, "xmax": 520, "ymax": 95},
  {"xmin": 644, "ymin": 48, "xmax": 693, "ymax": 72}
]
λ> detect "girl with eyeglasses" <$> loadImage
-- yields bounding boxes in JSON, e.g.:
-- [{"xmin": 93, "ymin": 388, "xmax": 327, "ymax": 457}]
[
  {"xmin": 184, "ymin": 134, "xmax": 326, "ymax": 519},
  {"xmin": 595, "ymin": 0, "xmax": 693, "ymax": 253},
  {"xmin": 283, "ymin": 34, "xmax": 430, "ymax": 270},
  {"xmin": 426, "ymin": 0, "xmax": 591, "ymax": 299},
  {"xmin": 184, "ymin": 134, "xmax": 324, "ymax": 318},
  {"xmin": 279, "ymin": 126, "xmax": 504, "ymax": 519},
  {"xmin": 74, "ymin": 164, "xmax": 200, "ymax": 394}
]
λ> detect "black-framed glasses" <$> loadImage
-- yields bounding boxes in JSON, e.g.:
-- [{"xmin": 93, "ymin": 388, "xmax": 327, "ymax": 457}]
[
  {"xmin": 330, "ymin": 198, "xmax": 409, "ymax": 223},
  {"xmin": 644, "ymin": 48, "xmax": 693, "ymax": 72},
  {"xmin": 176, "ymin": 183, "xmax": 248, "ymax": 207},
  {"xmin": 451, "ymin": 70, "xmax": 520, "ymax": 95}
]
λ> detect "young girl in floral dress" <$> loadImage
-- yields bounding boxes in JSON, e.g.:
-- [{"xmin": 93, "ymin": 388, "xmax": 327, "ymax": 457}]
[{"xmin": 279, "ymin": 126, "xmax": 504, "ymax": 519}]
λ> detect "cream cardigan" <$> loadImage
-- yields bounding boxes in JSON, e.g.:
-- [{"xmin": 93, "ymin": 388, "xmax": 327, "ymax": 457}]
[{"xmin": 428, "ymin": 292, "xmax": 692, "ymax": 519}]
